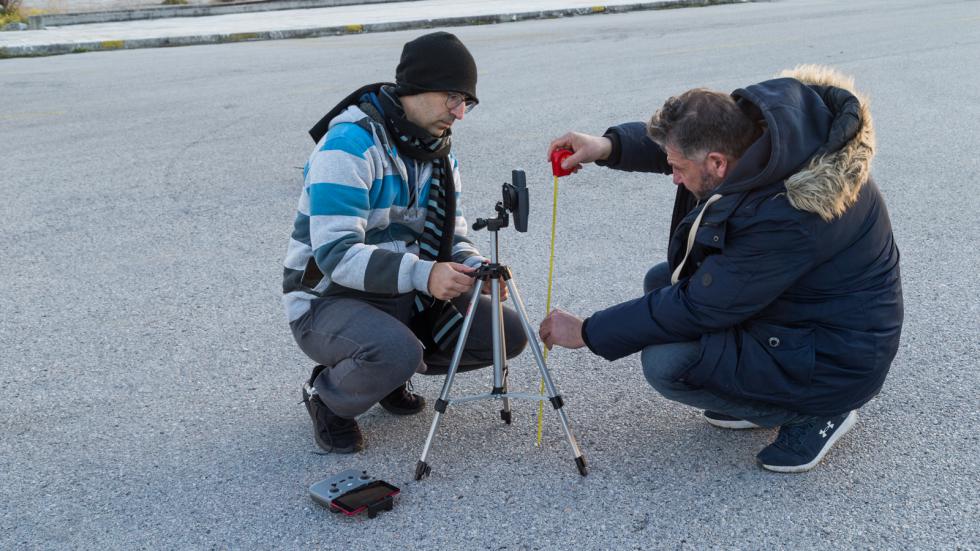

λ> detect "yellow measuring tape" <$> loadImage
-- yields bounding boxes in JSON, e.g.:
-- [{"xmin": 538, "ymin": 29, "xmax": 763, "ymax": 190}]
[{"xmin": 535, "ymin": 174, "xmax": 561, "ymax": 446}]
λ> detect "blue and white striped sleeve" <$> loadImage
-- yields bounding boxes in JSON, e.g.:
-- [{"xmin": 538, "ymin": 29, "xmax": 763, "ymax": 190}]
[{"xmin": 307, "ymin": 123, "xmax": 433, "ymax": 294}]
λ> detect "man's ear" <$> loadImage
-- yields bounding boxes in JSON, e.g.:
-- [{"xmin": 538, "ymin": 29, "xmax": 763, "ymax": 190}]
[{"xmin": 705, "ymin": 152, "xmax": 730, "ymax": 179}]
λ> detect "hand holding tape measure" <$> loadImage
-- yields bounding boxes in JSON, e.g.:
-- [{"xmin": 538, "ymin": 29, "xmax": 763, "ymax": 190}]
[{"xmin": 534, "ymin": 146, "xmax": 578, "ymax": 445}]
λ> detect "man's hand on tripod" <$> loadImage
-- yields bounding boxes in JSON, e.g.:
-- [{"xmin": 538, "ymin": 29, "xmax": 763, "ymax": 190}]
[
  {"xmin": 476, "ymin": 260, "xmax": 508, "ymax": 301},
  {"xmin": 539, "ymin": 309, "xmax": 585, "ymax": 350},
  {"xmin": 428, "ymin": 262, "xmax": 475, "ymax": 300}
]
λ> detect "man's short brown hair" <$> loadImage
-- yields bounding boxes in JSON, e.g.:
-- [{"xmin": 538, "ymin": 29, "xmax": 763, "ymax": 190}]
[{"xmin": 647, "ymin": 88, "xmax": 758, "ymax": 160}]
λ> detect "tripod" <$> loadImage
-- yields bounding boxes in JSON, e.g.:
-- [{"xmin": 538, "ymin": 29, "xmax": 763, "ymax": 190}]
[{"xmin": 414, "ymin": 198, "xmax": 588, "ymax": 480}]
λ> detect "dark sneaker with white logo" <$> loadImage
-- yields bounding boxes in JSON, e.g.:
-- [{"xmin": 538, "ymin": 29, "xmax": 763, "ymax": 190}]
[
  {"xmin": 302, "ymin": 365, "xmax": 363, "ymax": 454},
  {"xmin": 757, "ymin": 411, "xmax": 857, "ymax": 473},
  {"xmin": 703, "ymin": 411, "xmax": 761, "ymax": 429},
  {"xmin": 379, "ymin": 381, "xmax": 426, "ymax": 415}
]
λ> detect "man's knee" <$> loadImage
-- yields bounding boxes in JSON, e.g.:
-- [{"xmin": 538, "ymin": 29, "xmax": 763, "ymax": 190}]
[
  {"xmin": 503, "ymin": 307, "xmax": 528, "ymax": 359},
  {"xmin": 644, "ymin": 262, "xmax": 671, "ymax": 294},
  {"xmin": 363, "ymin": 330, "xmax": 424, "ymax": 379},
  {"xmin": 423, "ymin": 304, "xmax": 528, "ymax": 374},
  {"xmin": 315, "ymin": 332, "xmax": 423, "ymax": 417},
  {"xmin": 640, "ymin": 341, "xmax": 701, "ymax": 398}
]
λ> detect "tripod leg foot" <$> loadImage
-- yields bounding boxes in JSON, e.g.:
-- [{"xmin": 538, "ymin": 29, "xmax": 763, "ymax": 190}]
[
  {"xmin": 415, "ymin": 460, "xmax": 431, "ymax": 481},
  {"xmin": 575, "ymin": 456, "xmax": 588, "ymax": 477},
  {"xmin": 500, "ymin": 410, "xmax": 512, "ymax": 424}
]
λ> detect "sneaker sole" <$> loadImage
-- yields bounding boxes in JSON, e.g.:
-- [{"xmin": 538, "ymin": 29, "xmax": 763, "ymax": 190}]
[
  {"xmin": 704, "ymin": 417, "xmax": 761, "ymax": 430},
  {"xmin": 760, "ymin": 411, "xmax": 857, "ymax": 473}
]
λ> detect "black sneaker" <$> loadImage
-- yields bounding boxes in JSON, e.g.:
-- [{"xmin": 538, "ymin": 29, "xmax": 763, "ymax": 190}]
[
  {"xmin": 379, "ymin": 381, "xmax": 426, "ymax": 415},
  {"xmin": 757, "ymin": 411, "xmax": 857, "ymax": 473},
  {"xmin": 302, "ymin": 366, "xmax": 363, "ymax": 454},
  {"xmin": 703, "ymin": 411, "xmax": 761, "ymax": 430}
]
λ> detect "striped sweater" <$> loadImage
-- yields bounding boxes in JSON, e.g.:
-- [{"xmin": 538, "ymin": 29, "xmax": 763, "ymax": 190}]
[{"xmin": 282, "ymin": 103, "xmax": 483, "ymax": 322}]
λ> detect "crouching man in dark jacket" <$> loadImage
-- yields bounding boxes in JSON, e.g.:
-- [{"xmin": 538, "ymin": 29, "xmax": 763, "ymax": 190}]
[{"xmin": 540, "ymin": 66, "xmax": 903, "ymax": 472}]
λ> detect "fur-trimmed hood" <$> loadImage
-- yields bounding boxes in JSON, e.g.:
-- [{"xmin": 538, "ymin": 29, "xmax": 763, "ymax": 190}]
[
  {"xmin": 780, "ymin": 65, "xmax": 876, "ymax": 221},
  {"xmin": 720, "ymin": 65, "xmax": 876, "ymax": 222}
]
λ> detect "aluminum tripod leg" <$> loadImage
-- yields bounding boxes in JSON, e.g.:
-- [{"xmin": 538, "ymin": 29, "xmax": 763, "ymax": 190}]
[
  {"xmin": 505, "ymin": 277, "xmax": 588, "ymax": 476},
  {"xmin": 414, "ymin": 266, "xmax": 588, "ymax": 479},
  {"xmin": 415, "ymin": 279, "xmax": 485, "ymax": 481},
  {"xmin": 491, "ymin": 276, "xmax": 512, "ymax": 423}
]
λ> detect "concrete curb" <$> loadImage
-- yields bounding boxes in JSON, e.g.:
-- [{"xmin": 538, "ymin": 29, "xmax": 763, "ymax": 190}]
[
  {"xmin": 1, "ymin": 0, "xmax": 748, "ymax": 59},
  {"xmin": 27, "ymin": 0, "xmax": 415, "ymax": 29}
]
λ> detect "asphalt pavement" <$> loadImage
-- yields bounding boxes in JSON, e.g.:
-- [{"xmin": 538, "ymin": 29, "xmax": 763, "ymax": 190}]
[{"xmin": 1, "ymin": 0, "xmax": 978, "ymax": 549}]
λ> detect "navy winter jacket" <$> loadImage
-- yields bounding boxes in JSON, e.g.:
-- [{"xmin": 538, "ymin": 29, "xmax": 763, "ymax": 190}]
[{"xmin": 582, "ymin": 67, "xmax": 903, "ymax": 416}]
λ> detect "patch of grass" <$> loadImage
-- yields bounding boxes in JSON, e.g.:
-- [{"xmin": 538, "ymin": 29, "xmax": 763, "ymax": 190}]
[
  {"xmin": 161, "ymin": 0, "xmax": 188, "ymax": 5},
  {"xmin": 0, "ymin": 13, "xmax": 23, "ymax": 26},
  {"xmin": 225, "ymin": 32, "xmax": 259, "ymax": 42}
]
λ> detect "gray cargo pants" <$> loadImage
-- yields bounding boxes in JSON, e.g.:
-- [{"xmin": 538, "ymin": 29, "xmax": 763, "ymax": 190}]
[{"xmin": 290, "ymin": 289, "xmax": 528, "ymax": 418}]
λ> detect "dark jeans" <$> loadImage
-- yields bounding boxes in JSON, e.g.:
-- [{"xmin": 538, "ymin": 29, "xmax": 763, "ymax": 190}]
[
  {"xmin": 290, "ymin": 288, "xmax": 527, "ymax": 418},
  {"xmin": 640, "ymin": 263, "xmax": 809, "ymax": 428}
]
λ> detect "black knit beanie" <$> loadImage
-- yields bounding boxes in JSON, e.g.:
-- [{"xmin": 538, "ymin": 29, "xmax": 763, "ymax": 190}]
[{"xmin": 395, "ymin": 32, "xmax": 478, "ymax": 103}]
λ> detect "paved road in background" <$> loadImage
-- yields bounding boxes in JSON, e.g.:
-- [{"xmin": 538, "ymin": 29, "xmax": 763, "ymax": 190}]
[
  {"xmin": 1, "ymin": 0, "xmax": 716, "ymax": 57},
  {"xmin": 23, "ymin": 0, "xmax": 257, "ymax": 11},
  {"xmin": 2, "ymin": 0, "xmax": 978, "ymax": 548}
]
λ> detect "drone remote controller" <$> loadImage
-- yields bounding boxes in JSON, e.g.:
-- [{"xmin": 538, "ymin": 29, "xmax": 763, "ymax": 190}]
[{"xmin": 309, "ymin": 469, "xmax": 399, "ymax": 519}]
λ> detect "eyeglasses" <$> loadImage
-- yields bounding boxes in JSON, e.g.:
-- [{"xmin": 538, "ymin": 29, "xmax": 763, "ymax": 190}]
[{"xmin": 446, "ymin": 92, "xmax": 478, "ymax": 114}]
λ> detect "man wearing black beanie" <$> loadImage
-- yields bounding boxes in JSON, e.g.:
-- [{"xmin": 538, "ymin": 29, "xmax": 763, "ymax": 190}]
[{"xmin": 283, "ymin": 32, "xmax": 527, "ymax": 454}]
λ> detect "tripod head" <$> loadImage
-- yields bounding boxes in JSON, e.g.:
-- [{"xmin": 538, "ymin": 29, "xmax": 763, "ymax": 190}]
[{"xmin": 473, "ymin": 170, "xmax": 529, "ymax": 233}]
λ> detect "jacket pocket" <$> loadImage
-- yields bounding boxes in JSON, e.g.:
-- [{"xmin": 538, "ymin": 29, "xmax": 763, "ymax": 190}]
[
  {"xmin": 300, "ymin": 257, "xmax": 325, "ymax": 289},
  {"xmin": 742, "ymin": 321, "xmax": 816, "ymax": 389}
]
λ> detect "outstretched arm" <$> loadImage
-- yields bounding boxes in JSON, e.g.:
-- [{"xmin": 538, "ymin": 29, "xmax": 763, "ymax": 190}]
[
  {"xmin": 596, "ymin": 122, "xmax": 671, "ymax": 173},
  {"xmin": 547, "ymin": 122, "xmax": 671, "ymax": 174},
  {"xmin": 547, "ymin": 132, "xmax": 613, "ymax": 173}
]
